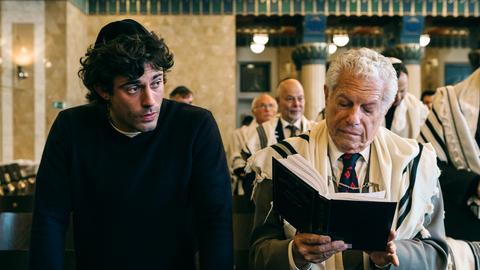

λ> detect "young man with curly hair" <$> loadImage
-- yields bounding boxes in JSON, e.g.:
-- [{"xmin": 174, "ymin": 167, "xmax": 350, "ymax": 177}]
[{"xmin": 28, "ymin": 19, "xmax": 232, "ymax": 270}]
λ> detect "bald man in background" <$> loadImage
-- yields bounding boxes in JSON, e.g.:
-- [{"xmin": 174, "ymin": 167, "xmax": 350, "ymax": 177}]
[
  {"xmin": 240, "ymin": 79, "xmax": 315, "ymax": 197},
  {"xmin": 229, "ymin": 94, "xmax": 277, "ymax": 195},
  {"xmin": 243, "ymin": 78, "xmax": 315, "ymax": 153}
]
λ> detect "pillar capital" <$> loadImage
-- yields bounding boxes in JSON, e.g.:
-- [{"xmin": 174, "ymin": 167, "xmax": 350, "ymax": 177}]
[
  {"xmin": 384, "ymin": 43, "xmax": 423, "ymax": 65},
  {"xmin": 291, "ymin": 42, "xmax": 328, "ymax": 67}
]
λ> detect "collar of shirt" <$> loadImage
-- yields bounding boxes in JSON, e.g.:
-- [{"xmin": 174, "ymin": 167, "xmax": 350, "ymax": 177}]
[
  {"xmin": 109, "ymin": 122, "xmax": 141, "ymax": 138},
  {"xmin": 280, "ymin": 117, "xmax": 302, "ymax": 129},
  {"xmin": 327, "ymin": 134, "xmax": 370, "ymax": 188},
  {"xmin": 327, "ymin": 135, "xmax": 370, "ymax": 163},
  {"xmin": 280, "ymin": 117, "xmax": 302, "ymax": 137}
]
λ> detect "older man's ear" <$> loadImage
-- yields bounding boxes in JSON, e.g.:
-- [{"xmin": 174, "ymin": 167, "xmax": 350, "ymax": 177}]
[{"xmin": 324, "ymin": 85, "xmax": 329, "ymax": 104}]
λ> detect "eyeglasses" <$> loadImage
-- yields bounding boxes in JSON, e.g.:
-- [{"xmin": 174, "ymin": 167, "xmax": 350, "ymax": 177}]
[{"xmin": 255, "ymin": 104, "xmax": 276, "ymax": 110}]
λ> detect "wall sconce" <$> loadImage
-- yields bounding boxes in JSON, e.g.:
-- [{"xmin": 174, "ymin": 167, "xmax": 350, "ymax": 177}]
[
  {"xmin": 15, "ymin": 47, "xmax": 32, "ymax": 80},
  {"xmin": 17, "ymin": 66, "xmax": 28, "ymax": 79}
]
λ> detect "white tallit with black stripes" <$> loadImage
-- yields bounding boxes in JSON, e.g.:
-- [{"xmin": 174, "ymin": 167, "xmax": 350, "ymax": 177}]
[
  {"xmin": 389, "ymin": 92, "xmax": 429, "ymax": 139},
  {"xmin": 248, "ymin": 120, "xmax": 441, "ymax": 270},
  {"xmin": 419, "ymin": 68, "xmax": 480, "ymax": 174}
]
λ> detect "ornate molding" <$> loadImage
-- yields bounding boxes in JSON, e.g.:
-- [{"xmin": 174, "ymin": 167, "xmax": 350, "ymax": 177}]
[
  {"xmin": 393, "ymin": 43, "xmax": 423, "ymax": 64},
  {"xmin": 82, "ymin": 0, "xmax": 475, "ymax": 17},
  {"xmin": 291, "ymin": 42, "xmax": 328, "ymax": 68}
]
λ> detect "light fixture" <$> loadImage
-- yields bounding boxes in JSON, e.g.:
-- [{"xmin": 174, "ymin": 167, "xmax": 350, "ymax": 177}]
[
  {"xmin": 419, "ymin": 34, "xmax": 431, "ymax": 47},
  {"xmin": 250, "ymin": 42, "xmax": 265, "ymax": 54},
  {"xmin": 332, "ymin": 34, "xmax": 350, "ymax": 47},
  {"xmin": 253, "ymin": 33, "xmax": 269, "ymax": 45},
  {"xmin": 328, "ymin": 44, "xmax": 337, "ymax": 54},
  {"xmin": 15, "ymin": 47, "xmax": 32, "ymax": 80},
  {"xmin": 17, "ymin": 66, "xmax": 28, "ymax": 79}
]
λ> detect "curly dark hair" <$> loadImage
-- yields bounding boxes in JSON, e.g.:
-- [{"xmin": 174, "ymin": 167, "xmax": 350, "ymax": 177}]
[{"xmin": 78, "ymin": 32, "xmax": 174, "ymax": 103}]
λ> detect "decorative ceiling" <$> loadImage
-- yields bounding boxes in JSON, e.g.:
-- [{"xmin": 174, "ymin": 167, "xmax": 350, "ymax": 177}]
[
  {"xmin": 65, "ymin": 0, "xmax": 480, "ymax": 49},
  {"xmin": 75, "ymin": 0, "xmax": 479, "ymax": 17}
]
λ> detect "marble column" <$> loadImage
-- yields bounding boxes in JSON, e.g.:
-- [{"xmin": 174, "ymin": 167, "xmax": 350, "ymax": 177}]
[{"xmin": 292, "ymin": 42, "xmax": 328, "ymax": 120}]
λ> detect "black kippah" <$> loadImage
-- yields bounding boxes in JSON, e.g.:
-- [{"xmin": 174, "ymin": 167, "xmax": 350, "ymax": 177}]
[{"xmin": 94, "ymin": 19, "xmax": 150, "ymax": 48}]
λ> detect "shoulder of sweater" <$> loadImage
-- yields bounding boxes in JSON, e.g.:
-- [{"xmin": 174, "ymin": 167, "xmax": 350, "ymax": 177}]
[
  {"xmin": 163, "ymin": 99, "xmax": 210, "ymax": 116},
  {"xmin": 56, "ymin": 103, "xmax": 102, "ymax": 123},
  {"xmin": 161, "ymin": 99, "xmax": 215, "ymax": 127}
]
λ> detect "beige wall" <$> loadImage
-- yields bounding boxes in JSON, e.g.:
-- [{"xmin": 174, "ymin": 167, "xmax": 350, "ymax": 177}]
[
  {"xmin": 66, "ymin": 2, "xmax": 89, "ymax": 113},
  {"xmin": 422, "ymin": 48, "xmax": 471, "ymax": 91},
  {"xmin": 45, "ymin": 1, "xmax": 67, "ymax": 138},
  {"xmin": 12, "ymin": 23, "xmax": 35, "ymax": 160}
]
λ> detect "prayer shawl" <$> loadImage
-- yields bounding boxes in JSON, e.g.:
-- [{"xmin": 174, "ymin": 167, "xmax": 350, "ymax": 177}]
[
  {"xmin": 446, "ymin": 237, "xmax": 479, "ymax": 270},
  {"xmin": 229, "ymin": 121, "xmax": 258, "ymax": 171},
  {"xmin": 419, "ymin": 68, "xmax": 480, "ymax": 174},
  {"xmin": 419, "ymin": 69, "xmax": 480, "ymax": 270},
  {"xmin": 247, "ymin": 120, "xmax": 441, "ymax": 270},
  {"xmin": 390, "ymin": 92, "xmax": 429, "ymax": 139},
  {"xmin": 242, "ymin": 115, "xmax": 315, "ymax": 159}
]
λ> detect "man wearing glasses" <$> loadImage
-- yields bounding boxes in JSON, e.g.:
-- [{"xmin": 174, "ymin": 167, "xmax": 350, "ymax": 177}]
[
  {"xmin": 247, "ymin": 48, "xmax": 448, "ymax": 270},
  {"xmin": 242, "ymin": 79, "xmax": 315, "ymax": 164},
  {"xmin": 239, "ymin": 80, "xmax": 315, "ymax": 198},
  {"xmin": 229, "ymin": 94, "xmax": 277, "ymax": 195}
]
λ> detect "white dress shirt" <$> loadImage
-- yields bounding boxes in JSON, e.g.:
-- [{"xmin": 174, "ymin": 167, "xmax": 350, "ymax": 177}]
[{"xmin": 281, "ymin": 118, "xmax": 303, "ymax": 138}]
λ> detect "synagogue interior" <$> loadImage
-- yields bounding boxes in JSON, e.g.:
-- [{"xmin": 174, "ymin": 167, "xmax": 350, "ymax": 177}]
[{"xmin": 0, "ymin": 0, "xmax": 479, "ymax": 269}]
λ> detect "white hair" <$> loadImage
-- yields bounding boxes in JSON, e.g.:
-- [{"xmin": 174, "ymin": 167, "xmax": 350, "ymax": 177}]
[
  {"xmin": 251, "ymin": 94, "xmax": 276, "ymax": 110},
  {"xmin": 326, "ymin": 48, "xmax": 398, "ymax": 112}
]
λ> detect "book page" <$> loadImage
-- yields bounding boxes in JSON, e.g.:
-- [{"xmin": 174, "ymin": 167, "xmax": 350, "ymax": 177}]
[
  {"xmin": 329, "ymin": 191, "xmax": 390, "ymax": 202},
  {"xmin": 276, "ymin": 154, "xmax": 328, "ymax": 195},
  {"xmin": 276, "ymin": 155, "xmax": 391, "ymax": 202}
]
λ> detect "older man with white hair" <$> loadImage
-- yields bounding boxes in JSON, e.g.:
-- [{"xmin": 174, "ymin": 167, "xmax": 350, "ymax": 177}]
[
  {"xmin": 239, "ymin": 79, "xmax": 315, "ymax": 198},
  {"xmin": 247, "ymin": 48, "xmax": 448, "ymax": 270},
  {"xmin": 228, "ymin": 94, "xmax": 277, "ymax": 194},
  {"xmin": 242, "ymin": 79, "xmax": 315, "ymax": 161}
]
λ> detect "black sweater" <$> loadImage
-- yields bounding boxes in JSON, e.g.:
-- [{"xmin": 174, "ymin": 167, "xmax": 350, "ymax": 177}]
[{"xmin": 29, "ymin": 100, "xmax": 233, "ymax": 269}]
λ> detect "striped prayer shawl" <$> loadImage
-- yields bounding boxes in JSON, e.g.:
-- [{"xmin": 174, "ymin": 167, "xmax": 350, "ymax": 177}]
[
  {"xmin": 419, "ymin": 69, "xmax": 480, "ymax": 174},
  {"xmin": 446, "ymin": 237, "xmax": 480, "ymax": 270},
  {"xmin": 247, "ymin": 121, "xmax": 441, "ymax": 270}
]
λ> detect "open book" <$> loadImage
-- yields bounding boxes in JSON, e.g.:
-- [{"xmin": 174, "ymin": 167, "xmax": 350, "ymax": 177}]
[{"xmin": 272, "ymin": 155, "xmax": 397, "ymax": 251}]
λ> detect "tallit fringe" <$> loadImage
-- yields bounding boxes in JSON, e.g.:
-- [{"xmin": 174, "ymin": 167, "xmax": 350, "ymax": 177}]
[{"xmin": 437, "ymin": 87, "xmax": 467, "ymax": 170}]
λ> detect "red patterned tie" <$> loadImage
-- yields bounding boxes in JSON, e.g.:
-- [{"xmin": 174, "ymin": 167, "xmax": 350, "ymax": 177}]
[{"xmin": 338, "ymin": 153, "xmax": 361, "ymax": 193}]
